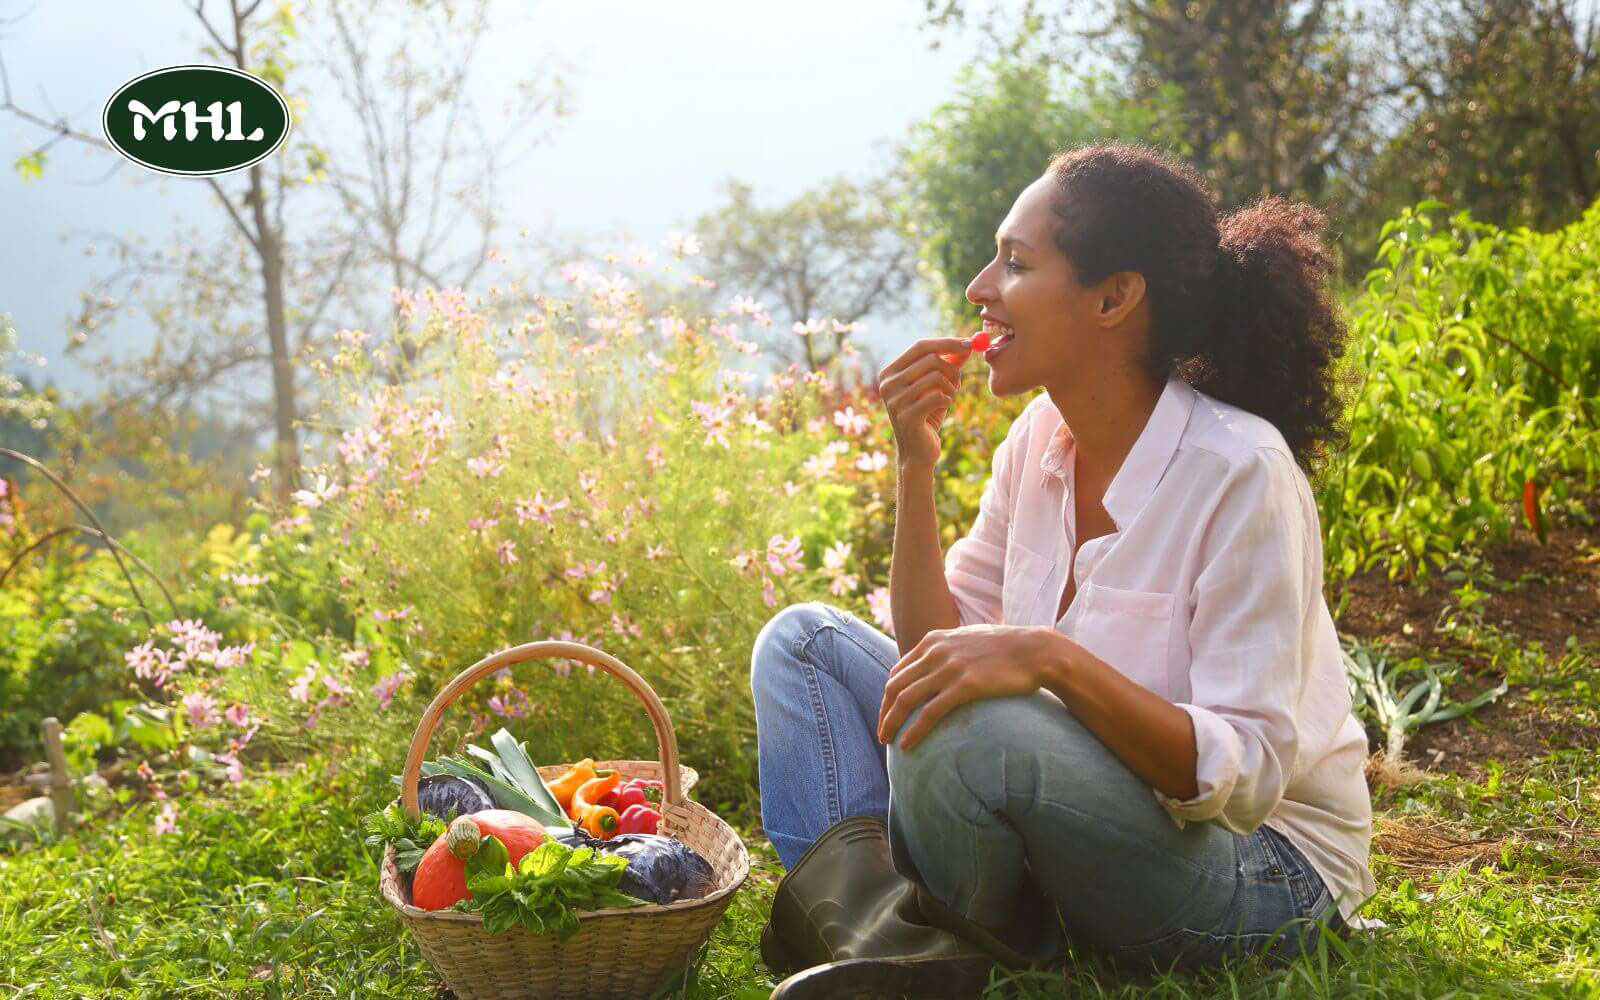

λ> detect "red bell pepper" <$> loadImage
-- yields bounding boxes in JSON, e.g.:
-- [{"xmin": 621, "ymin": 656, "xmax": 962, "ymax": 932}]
[
  {"xmin": 613, "ymin": 782, "xmax": 649, "ymax": 811},
  {"xmin": 618, "ymin": 802, "xmax": 661, "ymax": 835}
]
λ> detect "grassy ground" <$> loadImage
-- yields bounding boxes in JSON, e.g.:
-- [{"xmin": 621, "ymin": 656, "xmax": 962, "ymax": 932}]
[
  {"xmin": 3, "ymin": 504, "xmax": 1598, "ymax": 997},
  {"xmin": 1, "ymin": 736, "xmax": 1596, "ymax": 998}
]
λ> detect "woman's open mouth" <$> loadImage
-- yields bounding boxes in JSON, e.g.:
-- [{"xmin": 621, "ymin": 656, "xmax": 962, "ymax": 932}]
[{"xmin": 981, "ymin": 320, "xmax": 1014, "ymax": 362}]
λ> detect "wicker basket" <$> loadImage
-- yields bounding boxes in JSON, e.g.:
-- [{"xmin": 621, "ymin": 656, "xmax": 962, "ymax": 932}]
[{"xmin": 379, "ymin": 639, "xmax": 751, "ymax": 1000}]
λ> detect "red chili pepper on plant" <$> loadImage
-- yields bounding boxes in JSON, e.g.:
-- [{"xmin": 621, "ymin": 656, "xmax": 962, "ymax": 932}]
[{"xmin": 1523, "ymin": 478, "xmax": 1547, "ymax": 545}]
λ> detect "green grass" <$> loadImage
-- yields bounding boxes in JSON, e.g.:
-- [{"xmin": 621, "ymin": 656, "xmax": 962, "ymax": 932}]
[
  {"xmin": 3, "ymin": 745, "xmax": 1596, "ymax": 998},
  {"xmin": 5, "ymin": 597, "xmax": 1599, "ymax": 999}
]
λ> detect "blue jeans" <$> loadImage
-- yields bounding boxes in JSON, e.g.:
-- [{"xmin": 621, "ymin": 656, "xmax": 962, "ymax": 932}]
[{"xmin": 750, "ymin": 602, "xmax": 1345, "ymax": 970}]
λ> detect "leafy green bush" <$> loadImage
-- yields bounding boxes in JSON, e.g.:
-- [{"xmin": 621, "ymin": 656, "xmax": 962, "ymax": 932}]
[{"xmin": 1322, "ymin": 200, "xmax": 1600, "ymax": 582}]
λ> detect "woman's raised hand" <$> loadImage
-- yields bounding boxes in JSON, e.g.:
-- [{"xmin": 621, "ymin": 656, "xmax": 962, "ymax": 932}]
[{"xmin": 876, "ymin": 336, "xmax": 973, "ymax": 469}]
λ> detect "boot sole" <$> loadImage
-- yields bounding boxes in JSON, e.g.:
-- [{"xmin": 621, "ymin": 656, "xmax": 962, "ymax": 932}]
[{"xmin": 769, "ymin": 955, "xmax": 998, "ymax": 1000}]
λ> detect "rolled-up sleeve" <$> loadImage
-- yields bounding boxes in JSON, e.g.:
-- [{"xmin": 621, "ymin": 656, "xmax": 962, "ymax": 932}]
[
  {"xmin": 942, "ymin": 407, "xmax": 1026, "ymax": 627},
  {"xmin": 1155, "ymin": 447, "xmax": 1316, "ymax": 834}
]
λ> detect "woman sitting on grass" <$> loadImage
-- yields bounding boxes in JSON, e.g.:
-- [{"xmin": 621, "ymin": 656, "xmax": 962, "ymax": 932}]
[{"xmin": 751, "ymin": 141, "xmax": 1374, "ymax": 991}]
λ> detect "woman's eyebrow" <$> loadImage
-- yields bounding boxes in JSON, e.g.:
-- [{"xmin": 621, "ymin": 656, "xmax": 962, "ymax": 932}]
[{"xmin": 996, "ymin": 234, "xmax": 1033, "ymax": 251}]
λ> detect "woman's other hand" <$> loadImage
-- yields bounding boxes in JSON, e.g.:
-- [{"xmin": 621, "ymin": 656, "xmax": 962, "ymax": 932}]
[
  {"xmin": 877, "ymin": 624, "xmax": 1057, "ymax": 751},
  {"xmin": 876, "ymin": 336, "xmax": 972, "ymax": 469}
]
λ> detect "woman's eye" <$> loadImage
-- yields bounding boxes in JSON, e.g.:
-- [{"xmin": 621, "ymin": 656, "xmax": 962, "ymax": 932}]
[{"xmin": 1004, "ymin": 260, "xmax": 1023, "ymax": 273}]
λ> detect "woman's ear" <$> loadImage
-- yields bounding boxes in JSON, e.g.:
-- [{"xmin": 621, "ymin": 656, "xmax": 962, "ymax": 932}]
[{"xmin": 1096, "ymin": 271, "xmax": 1147, "ymax": 327}]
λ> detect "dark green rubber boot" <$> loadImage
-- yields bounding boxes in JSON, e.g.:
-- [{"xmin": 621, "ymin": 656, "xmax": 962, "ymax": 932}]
[{"xmin": 760, "ymin": 815, "xmax": 1060, "ymax": 999}]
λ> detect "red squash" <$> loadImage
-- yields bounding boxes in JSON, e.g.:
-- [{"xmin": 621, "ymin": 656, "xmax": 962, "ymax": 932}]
[{"xmin": 411, "ymin": 809, "xmax": 547, "ymax": 911}]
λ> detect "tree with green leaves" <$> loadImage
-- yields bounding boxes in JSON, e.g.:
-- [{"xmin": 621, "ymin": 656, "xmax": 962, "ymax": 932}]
[
  {"xmin": 892, "ymin": 58, "xmax": 1188, "ymax": 330},
  {"xmin": 1366, "ymin": 0, "xmax": 1598, "ymax": 233},
  {"xmin": 918, "ymin": 1, "xmax": 1392, "ymax": 212},
  {"xmin": 692, "ymin": 175, "xmax": 917, "ymax": 378}
]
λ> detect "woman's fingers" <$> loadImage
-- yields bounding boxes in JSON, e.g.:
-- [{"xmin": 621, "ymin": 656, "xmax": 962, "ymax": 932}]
[
  {"xmin": 877, "ymin": 337, "xmax": 972, "ymax": 384},
  {"xmin": 886, "ymin": 369, "xmax": 959, "ymax": 412},
  {"xmin": 879, "ymin": 353, "xmax": 964, "ymax": 401},
  {"xmin": 878, "ymin": 667, "xmax": 944, "ymax": 744},
  {"xmin": 896, "ymin": 690, "xmax": 964, "ymax": 752}
]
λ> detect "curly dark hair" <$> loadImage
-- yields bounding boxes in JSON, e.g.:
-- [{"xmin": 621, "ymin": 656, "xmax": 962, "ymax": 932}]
[{"xmin": 1044, "ymin": 142, "xmax": 1357, "ymax": 479}]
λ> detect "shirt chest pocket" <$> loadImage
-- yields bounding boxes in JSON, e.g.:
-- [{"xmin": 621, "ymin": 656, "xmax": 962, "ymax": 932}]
[
  {"xmin": 1001, "ymin": 537, "xmax": 1052, "ymax": 626},
  {"xmin": 1070, "ymin": 582, "xmax": 1176, "ymax": 697}
]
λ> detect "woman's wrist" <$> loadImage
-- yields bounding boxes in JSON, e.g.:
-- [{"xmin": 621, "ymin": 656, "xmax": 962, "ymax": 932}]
[{"xmin": 1029, "ymin": 626, "xmax": 1076, "ymax": 697}]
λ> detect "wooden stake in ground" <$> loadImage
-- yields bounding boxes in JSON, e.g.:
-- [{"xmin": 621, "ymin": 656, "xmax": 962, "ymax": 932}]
[{"xmin": 41, "ymin": 718, "xmax": 75, "ymax": 834}]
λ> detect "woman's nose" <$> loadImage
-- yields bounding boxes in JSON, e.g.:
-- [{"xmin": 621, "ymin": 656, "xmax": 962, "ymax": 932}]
[{"xmin": 966, "ymin": 261, "xmax": 995, "ymax": 307}]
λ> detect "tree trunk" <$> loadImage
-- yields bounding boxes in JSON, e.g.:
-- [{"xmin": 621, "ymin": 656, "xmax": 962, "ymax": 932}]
[{"xmin": 249, "ymin": 164, "xmax": 299, "ymax": 504}]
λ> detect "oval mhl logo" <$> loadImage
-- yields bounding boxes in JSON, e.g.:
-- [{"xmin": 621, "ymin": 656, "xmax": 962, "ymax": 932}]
[{"xmin": 102, "ymin": 65, "xmax": 290, "ymax": 176}]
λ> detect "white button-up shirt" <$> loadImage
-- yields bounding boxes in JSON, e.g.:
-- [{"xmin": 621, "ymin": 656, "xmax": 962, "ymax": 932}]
[{"xmin": 944, "ymin": 373, "xmax": 1375, "ymax": 921}]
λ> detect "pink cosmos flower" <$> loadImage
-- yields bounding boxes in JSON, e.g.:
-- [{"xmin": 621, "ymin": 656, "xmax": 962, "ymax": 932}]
[
  {"xmin": 833, "ymin": 406, "xmax": 870, "ymax": 437},
  {"xmin": 211, "ymin": 642, "xmax": 256, "ymax": 670},
  {"xmin": 854, "ymin": 451, "xmax": 889, "ymax": 473},
  {"xmin": 289, "ymin": 665, "xmax": 318, "ymax": 703},
  {"xmin": 762, "ymin": 576, "xmax": 778, "ymax": 609},
  {"xmin": 664, "ymin": 232, "xmax": 702, "ymax": 256},
  {"xmin": 217, "ymin": 751, "xmax": 245, "ymax": 784},
  {"xmin": 515, "ymin": 491, "xmax": 571, "ymax": 526},
  {"xmin": 497, "ymin": 539, "xmax": 519, "ymax": 565},
  {"xmin": 371, "ymin": 671, "xmax": 409, "ymax": 711},
  {"xmin": 224, "ymin": 703, "xmax": 252, "ymax": 728},
  {"xmin": 828, "ymin": 574, "xmax": 860, "ymax": 597},
  {"xmin": 154, "ymin": 802, "xmax": 178, "ymax": 836},
  {"xmin": 467, "ymin": 455, "xmax": 505, "ymax": 479},
  {"xmin": 866, "ymin": 586, "xmax": 894, "ymax": 636},
  {"xmin": 689, "ymin": 400, "xmax": 734, "ymax": 449},
  {"xmin": 766, "ymin": 534, "xmax": 804, "ymax": 577},
  {"xmin": 183, "ymin": 692, "xmax": 219, "ymax": 730},
  {"xmin": 488, "ymin": 687, "xmax": 533, "ymax": 719},
  {"xmin": 291, "ymin": 474, "xmax": 341, "ymax": 510}
]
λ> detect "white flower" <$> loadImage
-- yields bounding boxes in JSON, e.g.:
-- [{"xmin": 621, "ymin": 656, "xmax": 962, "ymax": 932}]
[
  {"xmin": 665, "ymin": 232, "xmax": 702, "ymax": 256},
  {"xmin": 854, "ymin": 451, "xmax": 889, "ymax": 473},
  {"xmin": 291, "ymin": 474, "xmax": 341, "ymax": 510},
  {"xmin": 832, "ymin": 406, "xmax": 870, "ymax": 437}
]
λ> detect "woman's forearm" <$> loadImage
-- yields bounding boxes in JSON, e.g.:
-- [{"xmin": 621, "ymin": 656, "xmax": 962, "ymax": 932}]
[
  {"xmin": 1034, "ymin": 629, "xmax": 1200, "ymax": 801},
  {"xmin": 889, "ymin": 461, "xmax": 962, "ymax": 658}
]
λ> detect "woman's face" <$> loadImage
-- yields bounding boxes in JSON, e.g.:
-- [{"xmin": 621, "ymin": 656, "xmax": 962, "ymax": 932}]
[{"xmin": 964, "ymin": 174, "xmax": 1143, "ymax": 399}]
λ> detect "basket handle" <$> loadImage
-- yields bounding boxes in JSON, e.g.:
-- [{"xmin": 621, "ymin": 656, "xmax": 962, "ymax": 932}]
[{"xmin": 400, "ymin": 640, "xmax": 681, "ymax": 819}]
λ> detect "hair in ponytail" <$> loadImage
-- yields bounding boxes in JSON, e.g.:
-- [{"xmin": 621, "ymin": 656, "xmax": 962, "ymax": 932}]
[{"xmin": 1044, "ymin": 142, "xmax": 1355, "ymax": 478}]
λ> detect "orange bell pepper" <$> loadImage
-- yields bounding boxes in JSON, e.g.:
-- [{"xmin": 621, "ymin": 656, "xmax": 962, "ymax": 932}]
[
  {"xmin": 570, "ymin": 771, "xmax": 623, "ymax": 831},
  {"xmin": 580, "ymin": 805, "xmax": 621, "ymax": 838},
  {"xmin": 548, "ymin": 759, "xmax": 614, "ymax": 814}
]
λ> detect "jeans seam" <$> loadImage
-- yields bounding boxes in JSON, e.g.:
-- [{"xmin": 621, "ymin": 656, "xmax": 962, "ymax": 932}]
[
  {"xmin": 1263, "ymin": 826, "xmax": 1321, "ymax": 914},
  {"xmin": 821, "ymin": 609, "xmax": 899, "ymax": 672},
  {"xmin": 794, "ymin": 621, "xmax": 844, "ymax": 827}
]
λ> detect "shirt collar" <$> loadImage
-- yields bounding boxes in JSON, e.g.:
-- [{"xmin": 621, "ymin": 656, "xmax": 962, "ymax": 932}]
[{"xmin": 1037, "ymin": 374, "xmax": 1199, "ymax": 530}]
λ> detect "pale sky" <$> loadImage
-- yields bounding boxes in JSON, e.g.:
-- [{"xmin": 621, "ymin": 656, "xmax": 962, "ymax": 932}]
[{"xmin": 0, "ymin": 1, "xmax": 1006, "ymax": 397}]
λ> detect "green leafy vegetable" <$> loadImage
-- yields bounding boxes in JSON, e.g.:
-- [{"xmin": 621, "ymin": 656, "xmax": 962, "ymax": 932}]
[
  {"xmin": 417, "ymin": 755, "xmax": 572, "ymax": 832},
  {"xmin": 362, "ymin": 802, "xmax": 447, "ymax": 874},
  {"xmin": 489, "ymin": 728, "xmax": 570, "ymax": 822},
  {"xmin": 409, "ymin": 727, "xmax": 573, "ymax": 831},
  {"xmin": 458, "ymin": 837, "xmax": 648, "ymax": 939}
]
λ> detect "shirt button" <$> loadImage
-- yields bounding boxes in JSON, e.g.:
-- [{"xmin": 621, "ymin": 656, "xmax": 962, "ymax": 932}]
[{"xmin": 1266, "ymin": 865, "xmax": 1283, "ymax": 877}]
